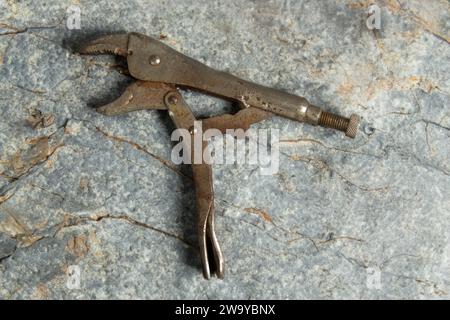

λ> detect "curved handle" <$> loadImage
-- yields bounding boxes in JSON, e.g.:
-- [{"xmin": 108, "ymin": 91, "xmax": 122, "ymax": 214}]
[
  {"xmin": 192, "ymin": 163, "xmax": 224, "ymax": 279},
  {"xmin": 165, "ymin": 90, "xmax": 224, "ymax": 279}
]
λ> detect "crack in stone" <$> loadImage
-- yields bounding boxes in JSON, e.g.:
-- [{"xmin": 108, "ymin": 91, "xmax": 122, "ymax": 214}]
[
  {"xmin": 380, "ymin": 253, "xmax": 422, "ymax": 269},
  {"xmin": 0, "ymin": 125, "xmax": 67, "ymax": 196},
  {"xmin": 5, "ymin": 82, "xmax": 47, "ymax": 95},
  {"xmin": 0, "ymin": 192, "xmax": 12, "ymax": 204},
  {"xmin": 0, "ymin": 23, "xmax": 58, "ymax": 36},
  {"xmin": 51, "ymin": 212, "xmax": 193, "ymax": 248},
  {"xmin": 95, "ymin": 126, "xmax": 191, "ymax": 179},
  {"xmin": 219, "ymin": 198, "xmax": 364, "ymax": 251},
  {"xmin": 0, "ymin": 205, "xmax": 45, "ymax": 250},
  {"xmin": 1, "ymin": 142, "xmax": 64, "ymax": 185},
  {"xmin": 95, "ymin": 214, "xmax": 193, "ymax": 247},
  {"xmin": 28, "ymin": 183, "xmax": 65, "ymax": 202},
  {"xmin": 0, "ymin": 249, "xmax": 16, "ymax": 263},
  {"xmin": 381, "ymin": 0, "xmax": 450, "ymax": 45},
  {"xmin": 417, "ymin": 119, "xmax": 450, "ymax": 132},
  {"xmin": 279, "ymin": 137, "xmax": 382, "ymax": 158},
  {"xmin": 336, "ymin": 250, "xmax": 369, "ymax": 269},
  {"xmin": 428, "ymin": 32, "xmax": 450, "ymax": 46},
  {"xmin": 383, "ymin": 145, "xmax": 450, "ymax": 176},
  {"xmin": 288, "ymin": 154, "xmax": 391, "ymax": 192},
  {"xmin": 383, "ymin": 270, "xmax": 449, "ymax": 296},
  {"xmin": 0, "ymin": 210, "xmax": 193, "ymax": 265}
]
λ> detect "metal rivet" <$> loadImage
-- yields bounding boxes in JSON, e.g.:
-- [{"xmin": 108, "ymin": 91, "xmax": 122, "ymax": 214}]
[
  {"xmin": 149, "ymin": 55, "xmax": 161, "ymax": 66},
  {"xmin": 189, "ymin": 126, "xmax": 197, "ymax": 134},
  {"xmin": 167, "ymin": 94, "xmax": 178, "ymax": 105}
]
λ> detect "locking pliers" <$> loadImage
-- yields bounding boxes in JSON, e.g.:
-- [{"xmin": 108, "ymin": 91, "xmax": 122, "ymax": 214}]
[{"xmin": 79, "ymin": 32, "xmax": 360, "ymax": 279}]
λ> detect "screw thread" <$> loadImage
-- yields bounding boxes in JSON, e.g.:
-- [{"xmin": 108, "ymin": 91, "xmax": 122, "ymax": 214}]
[
  {"xmin": 318, "ymin": 111, "xmax": 349, "ymax": 131},
  {"xmin": 317, "ymin": 112, "xmax": 359, "ymax": 138}
]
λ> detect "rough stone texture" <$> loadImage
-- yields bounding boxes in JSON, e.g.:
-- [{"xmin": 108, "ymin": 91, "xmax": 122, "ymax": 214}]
[{"xmin": 0, "ymin": 0, "xmax": 449, "ymax": 299}]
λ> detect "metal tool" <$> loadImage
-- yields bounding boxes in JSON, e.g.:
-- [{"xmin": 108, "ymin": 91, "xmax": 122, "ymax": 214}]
[{"xmin": 79, "ymin": 32, "xmax": 360, "ymax": 279}]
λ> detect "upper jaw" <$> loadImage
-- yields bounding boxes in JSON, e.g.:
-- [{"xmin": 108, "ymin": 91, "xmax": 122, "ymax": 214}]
[{"xmin": 78, "ymin": 33, "xmax": 130, "ymax": 57}]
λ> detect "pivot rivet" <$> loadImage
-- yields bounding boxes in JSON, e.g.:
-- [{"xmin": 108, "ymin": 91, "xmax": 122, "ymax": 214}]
[{"xmin": 149, "ymin": 55, "xmax": 161, "ymax": 66}]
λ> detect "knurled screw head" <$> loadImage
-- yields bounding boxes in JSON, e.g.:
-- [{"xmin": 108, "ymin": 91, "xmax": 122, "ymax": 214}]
[
  {"xmin": 345, "ymin": 114, "xmax": 360, "ymax": 138},
  {"xmin": 149, "ymin": 55, "xmax": 161, "ymax": 66},
  {"xmin": 318, "ymin": 111, "xmax": 360, "ymax": 138}
]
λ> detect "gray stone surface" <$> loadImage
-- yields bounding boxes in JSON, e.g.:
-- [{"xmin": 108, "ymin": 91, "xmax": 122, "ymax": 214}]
[{"xmin": 0, "ymin": 0, "xmax": 449, "ymax": 299}]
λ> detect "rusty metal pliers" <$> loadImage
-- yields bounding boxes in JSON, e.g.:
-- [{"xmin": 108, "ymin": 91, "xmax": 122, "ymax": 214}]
[{"xmin": 79, "ymin": 32, "xmax": 360, "ymax": 279}]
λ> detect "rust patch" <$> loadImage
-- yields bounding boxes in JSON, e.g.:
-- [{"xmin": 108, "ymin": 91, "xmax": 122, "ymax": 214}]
[
  {"xmin": 10, "ymin": 137, "xmax": 49, "ymax": 175},
  {"xmin": 244, "ymin": 207, "xmax": 272, "ymax": 223},
  {"xmin": 347, "ymin": 0, "xmax": 450, "ymax": 43},
  {"xmin": 346, "ymin": 0, "xmax": 371, "ymax": 10},
  {"xmin": 347, "ymin": 0, "xmax": 400, "ymax": 12},
  {"xmin": 79, "ymin": 177, "xmax": 89, "ymax": 191},
  {"xmin": 289, "ymin": 155, "xmax": 303, "ymax": 161},
  {"xmin": 0, "ymin": 207, "xmax": 43, "ymax": 247},
  {"xmin": 338, "ymin": 75, "xmax": 438, "ymax": 100},
  {"xmin": 336, "ymin": 82, "xmax": 355, "ymax": 95},
  {"xmin": 66, "ymin": 235, "xmax": 89, "ymax": 258},
  {"xmin": 0, "ymin": 193, "xmax": 12, "ymax": 204},
  {"xmin": 32, "ymin": 283, "xmax": 49, "ymax": 299},
  {"xmin": 88, "ymin": 231, "xmax": 105, "ymax": 260},
  {"xmin": 366, "ymin": 75, "xmax": 420, "ymax": 99},
  {"xmin": 4, "ymin": 136, "xmax": 64, "ymax": 178},
  {"xmin": 275, "ymin": 172, "xmax": 296, "ymax": 193},
  {"xmin": 26, "ymin": 109, "xmax": 55, "ymax": 129}
]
